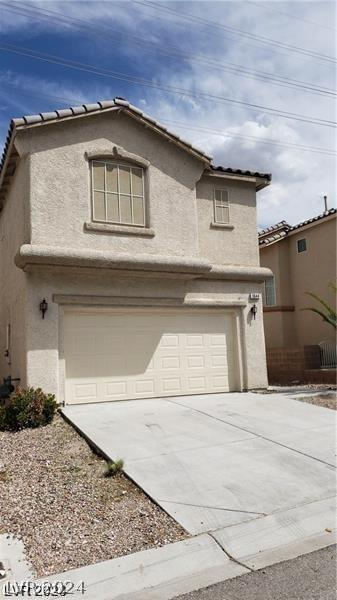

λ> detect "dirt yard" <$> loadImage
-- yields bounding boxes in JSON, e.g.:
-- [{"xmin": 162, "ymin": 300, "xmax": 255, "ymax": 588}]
[{"xmin": 0, "ymin": 414, "xmax": 186, "ymax": 577}]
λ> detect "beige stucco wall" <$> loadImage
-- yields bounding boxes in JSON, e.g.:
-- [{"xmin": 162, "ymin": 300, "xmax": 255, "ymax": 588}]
[
  {"xmin": 0, "ymin": 156, "xmax": 30, "ymax": 385},
  {"xmin": 196, "ymin": 176, "xmax": 259, "ymax": 266},
  {"xmin": 16, "ymin": 112, "xmax": 203, "ymax": 259},
  {"xmin": 289, "ymin": 218, "xmax": 336, "ymax": 346},
  {"xmin": 263, "ymin": 311, "xmax": 297, "ymax": 347},
  {"xmin": 260, "ymin": 216, "xmax": 336, "ymax": 348},
  {"xmin": 15, "ymin": 111, "xmax": 262, "ymax": 268}
]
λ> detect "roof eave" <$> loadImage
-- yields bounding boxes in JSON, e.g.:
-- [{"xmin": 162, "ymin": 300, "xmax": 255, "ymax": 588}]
[
  {"xmin": 256, "ymin": 178, "xmax": 271, "ymax": 192},
  {"xmin": 206, "ymin": 170, "xmax": 271, "ymax": 191},
  {"xmin": 0, "ymin": 128, "xmax": 17, "ymax": 211},
  {"xmin": 259, "ymin": 237, "xmax": 286, "ymax": 249}
]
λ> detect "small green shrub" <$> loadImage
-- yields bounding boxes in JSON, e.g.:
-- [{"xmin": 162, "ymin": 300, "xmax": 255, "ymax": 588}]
[
  {"xmin": 104, "ymin": 458, "xmax": 124, "ymax": 477},
  {"xmin": 0, "ymin": 387, "xmax": 57, "ymax": 431}
]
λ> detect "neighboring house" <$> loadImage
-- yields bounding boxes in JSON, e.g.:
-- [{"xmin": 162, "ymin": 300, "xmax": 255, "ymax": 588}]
[
  {"xmin": 259, "ymin": 209, "xmax": 337, "ymax": 381},
  {"xmin": 0, "ymin": 98, "xmax": 272, "ymax": 405}
]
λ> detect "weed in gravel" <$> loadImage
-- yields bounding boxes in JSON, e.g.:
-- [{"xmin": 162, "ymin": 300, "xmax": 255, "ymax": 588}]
[
  {"xmin": 66, "ymin": 465, "xmax": 83, "ymax": 474},
  {"xmin": 104, "ymin": 459, "xmax": 124, "ymax": 477},
  {"xmin": 0, "ymin": 469, "xmax": 9, "ymax": 483}
]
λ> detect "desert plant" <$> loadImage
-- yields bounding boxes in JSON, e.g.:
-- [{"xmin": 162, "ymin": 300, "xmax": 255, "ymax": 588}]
[
  {"xmin": 302, "ymin": 282, "xmax": 337, "ymax": 330},
  {"xmin": 104, "ymin": 458, "xmax": 124, "ymax": 477},
  {"xmin": 0, "ymin": 387, "xmax": 57, "ymax": 431}
]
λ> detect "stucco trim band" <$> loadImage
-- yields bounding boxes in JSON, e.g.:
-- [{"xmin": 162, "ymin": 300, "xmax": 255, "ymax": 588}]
[
  {"xmin": 15, "ymin": 245, "xmax": 272, "ymax": 282},
  {"xmin": 15, "ymin": 244, "xmax": 211, "ymax": 275},
  {"xmin": 205, "ymin": 265, "xmax": 273, "ymax": 283},
  {"xmin": 84, "ymin": 222, "xmax": 155, "ymax": 237},
  {"xmin": 53, "ymin": 294, "xmax": 247, "ymax": 309}
]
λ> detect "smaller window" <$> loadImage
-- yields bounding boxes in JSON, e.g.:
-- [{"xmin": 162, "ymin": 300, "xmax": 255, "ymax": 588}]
[
  {"xmin": 264, "ymin": 276, "xmax": 276, "ymax": 306},
  {"xmin": 297, "ymin": 238, "xmax": 307, "ymax": 253},
  {"xmin": 214, "ymin": 189, "xmax": 230, "ymax": 224}
]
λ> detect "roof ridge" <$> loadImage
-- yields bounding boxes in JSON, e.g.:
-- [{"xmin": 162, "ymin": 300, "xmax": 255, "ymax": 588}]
[
  {"xmin": 0, "ymin": 97, "xmax": 272, "ymax": 202},
  {"xmin": 259, "ymin": 220, "xmax": 290, "ymax": 236},
  {"xmin": 9, "ymin": 97, "xmax": 211, "ymax": 161},
  {"xmin": 259, "ymin": 208, "xmax": 336, "ymax": 246}
]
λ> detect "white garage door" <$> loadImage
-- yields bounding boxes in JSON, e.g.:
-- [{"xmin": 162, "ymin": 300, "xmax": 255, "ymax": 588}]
[{"xmin": 63, "ymin": 309, "xmax": 240, "ymax": 404}]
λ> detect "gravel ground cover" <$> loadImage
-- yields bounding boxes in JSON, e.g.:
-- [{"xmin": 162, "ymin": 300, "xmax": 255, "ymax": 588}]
[
  {"xmin": 257, "ymin": 385, "xmax": 336, "ymax": 410},
  {"xmin": 0, "ymin": 414, "xmax": 186, "ymax": 577},
  {"xmin": 295, "ymin": 392, "xmax": 336, "ymax": 410}
]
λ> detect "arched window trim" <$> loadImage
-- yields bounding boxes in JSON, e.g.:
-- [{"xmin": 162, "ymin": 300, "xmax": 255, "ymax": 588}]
[{"xmin": 85, "ymin": 145, "xmax": 150, "ymax": 168}]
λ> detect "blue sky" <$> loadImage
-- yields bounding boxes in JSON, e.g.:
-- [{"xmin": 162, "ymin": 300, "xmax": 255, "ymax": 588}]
[{"xmin": 0, "ymin": 0, "xmax": 335, "ymax": 227}]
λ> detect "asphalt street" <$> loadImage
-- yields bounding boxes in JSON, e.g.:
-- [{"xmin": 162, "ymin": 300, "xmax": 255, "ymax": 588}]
[{"xmin": 176, "ymin": 545, "xmax": 337, "ymax": 600}]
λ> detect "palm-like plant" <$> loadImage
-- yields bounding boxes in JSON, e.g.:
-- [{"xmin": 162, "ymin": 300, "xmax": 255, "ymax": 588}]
[{"xmin": 302, "ymin": 283, "xmax": 337, "ymax": 329}]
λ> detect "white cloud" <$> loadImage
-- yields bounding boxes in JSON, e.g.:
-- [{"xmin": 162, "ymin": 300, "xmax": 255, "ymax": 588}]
[{"xmin": 0, "ymin": 0, "xmax": 335, "ymax": 228}]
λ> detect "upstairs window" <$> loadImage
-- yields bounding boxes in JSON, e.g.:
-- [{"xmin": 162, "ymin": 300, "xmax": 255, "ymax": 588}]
[
  {"xmin": 264, "ymin": 276, "xmax": 276, "ymax": 306},
  {"xmin": 297, "ymin": 238, "xmax": 307, "ymax": 253},
  {"xmin": 214, "ymin": 189, "xmax": 230, "ymax": 224},
  {"xmin": 91, "ymin": 161, "xmax": 145, "ymax": 227}
]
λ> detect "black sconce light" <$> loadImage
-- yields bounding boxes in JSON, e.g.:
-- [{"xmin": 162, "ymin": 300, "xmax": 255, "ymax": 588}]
[
  {"xmin": 39, "ymin": 298, "xmax": 48, "ymax": 319},
  {"xmin": 250, "ymin": 304, "xmax": 257, "ymax": 320}
]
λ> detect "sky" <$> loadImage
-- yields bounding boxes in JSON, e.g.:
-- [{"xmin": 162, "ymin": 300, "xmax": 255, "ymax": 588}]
[{"xmin": 0, "ymin": 0, "xmax": 335, "ymax": 228}]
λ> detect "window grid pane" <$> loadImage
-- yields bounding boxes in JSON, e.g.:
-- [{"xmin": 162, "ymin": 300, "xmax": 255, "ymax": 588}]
[
  {"xmin": 93, "ymin": 190, "xmax": 105, "ymax": 221},
  {"xmin": 106, "ymin": 164, "xmax": 118, "ymax": 192},
  {"xmin": 133, "ymin": 196, "xmax": 145, "ymax": 225},
  {"xmin": 106, "ymin": 192, "xmax": 119, "ymax": 222},
  {"xmin": 92, "ymin": 161, "xmax": 145, "ymax": 226}
]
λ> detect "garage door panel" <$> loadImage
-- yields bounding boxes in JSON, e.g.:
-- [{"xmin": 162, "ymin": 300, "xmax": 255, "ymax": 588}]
[
  {"xmin": 161, "ymin": 355, "xmax": 181, "ymax": 370},
  {"xmin": 106, "ymin": 380, "xmax": 128, "ymax": 399},
  {"xmin": 211, "ymin": 354, "xmax": 228, "ymax": 367},
  {"xmin": 64, "ymin": 310, "xmax": 240, "ymax": 404},
  {"xmin": 187, "ymin": 355, "xmax": 205, "ymax": 369}
]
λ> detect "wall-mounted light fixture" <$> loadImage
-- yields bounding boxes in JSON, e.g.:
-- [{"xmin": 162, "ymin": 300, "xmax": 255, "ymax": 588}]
[
  {"xmin": 250, "ymin": 304, "xmax": 258, "ymax": 320},
  {"xmin": 39, "ymin": 298, "xmax": 48, "ymax": 319}
]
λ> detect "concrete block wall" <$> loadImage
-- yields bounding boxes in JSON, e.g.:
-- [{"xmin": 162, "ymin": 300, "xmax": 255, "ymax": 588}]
[{"xmin": 266, "ymin": 346, "xmax": 321, "ymax": 384}]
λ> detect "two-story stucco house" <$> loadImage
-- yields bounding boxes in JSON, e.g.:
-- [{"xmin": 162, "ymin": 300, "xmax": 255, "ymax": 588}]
[
  {"xmin": 0, "ymin": 98, "xmax": 272, "ymax": 404},
  {"xmin": 259, "ymin": 208, "xmax": 336, "ymax": 382}
]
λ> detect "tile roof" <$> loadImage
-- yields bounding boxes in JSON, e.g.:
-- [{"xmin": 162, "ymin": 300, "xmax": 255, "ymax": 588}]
[
  {"xmin": 10, "ymin": 98, "xmax": 212, "ymax": 160},
  {"xmin": 0, "ymin": 98, "xmax": 211, "ymax": 185},
  {"xmin": 211, "ymin": 165, "xmax": 272, "ymax": 182},
  {"xmin": 259, "ymin": 208, "xmax": 336, "ymax": 246},
  {"xmin": 0, "ymin": 97, "xmax": 272, "ymax": 203},
  {"xmin": 259, "ymin": 220, "xmax": 290, "ymax": 236}
]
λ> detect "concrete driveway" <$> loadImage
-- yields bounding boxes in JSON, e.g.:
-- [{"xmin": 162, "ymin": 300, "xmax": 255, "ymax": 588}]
[{"xmin": 63, "ymin": 392, "xmax": 336, "ymax": 569}]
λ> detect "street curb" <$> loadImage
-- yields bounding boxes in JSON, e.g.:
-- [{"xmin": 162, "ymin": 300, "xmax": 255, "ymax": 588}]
[{"xmin": 4, "ymin": 534, "xmax": 247, "ymax": 600}]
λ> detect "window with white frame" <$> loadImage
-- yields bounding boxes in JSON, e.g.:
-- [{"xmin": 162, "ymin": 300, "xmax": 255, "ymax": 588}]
[
  {"xmin": 214, "ymin": 189, "xmax": 230, "ymax": 224},
  {"xmin": 263, "ymin": 276, "xmax": 276, "ymax": 306},
  {"xmin": 91, "ymin": 160, "xmax": 145, "ymax": 227}
]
